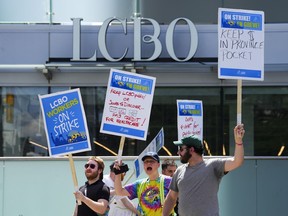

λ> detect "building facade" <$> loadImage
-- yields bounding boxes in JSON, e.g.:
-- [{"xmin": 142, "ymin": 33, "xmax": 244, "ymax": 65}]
[
  {"xmin": 1, "ymin": 1, "xmax": 288, "ymax": 158},
  {"xmin": 1, "ymin": 1, "xmax": 288, "ymax": 216}
]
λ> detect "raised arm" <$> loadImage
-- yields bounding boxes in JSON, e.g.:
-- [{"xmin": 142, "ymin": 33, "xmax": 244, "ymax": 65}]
[
  {"xmin": 224, "ymin": 124, "xmax": 245, "ymax": 172},
  {"xmin": 114, "ymin": 160, "xmax": 131, "ymax": 197}
]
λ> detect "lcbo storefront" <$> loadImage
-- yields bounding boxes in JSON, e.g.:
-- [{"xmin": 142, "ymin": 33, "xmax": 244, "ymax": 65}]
[
  {"xmin": 1, "ymin": 5, "xmax": 288, "ymax": 216},
  {"xmin": 0, "ymin": 16, "xmax": 288, "ymax": 157}
]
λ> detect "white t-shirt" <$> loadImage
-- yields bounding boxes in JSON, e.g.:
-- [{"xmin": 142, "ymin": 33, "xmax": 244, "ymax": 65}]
[{"xmin": 103, "ymin": 174, "xmax": 136, "ymax": 216}]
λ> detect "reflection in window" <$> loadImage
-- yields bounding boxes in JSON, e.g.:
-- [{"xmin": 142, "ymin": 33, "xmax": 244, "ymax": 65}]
[
  {"xmin": 1, "ymin": 87, "xmax": 68, "ymax": 156},
  {"xmin": 1, "ymin": 86, "xmax": 288, "ymax": 157}
]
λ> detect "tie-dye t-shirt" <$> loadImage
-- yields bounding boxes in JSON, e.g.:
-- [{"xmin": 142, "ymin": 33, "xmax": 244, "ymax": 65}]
[{"xmin": 124, "ymin": 175, "xmax": 172, "ymax": 216}]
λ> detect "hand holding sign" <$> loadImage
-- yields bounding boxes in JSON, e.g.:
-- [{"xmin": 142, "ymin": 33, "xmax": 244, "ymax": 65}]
[{"xmin": 39, "ymin": 88, "xmax": 91, "ymax": 205}]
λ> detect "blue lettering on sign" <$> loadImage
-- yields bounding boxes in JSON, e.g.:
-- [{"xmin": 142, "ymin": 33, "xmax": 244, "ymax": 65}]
[
  {"xmin": 220, "ymin": 68, "xmax": 261, "ymax": 78},
  {"xmin": 102, "ymin": 123, "xmax": 145, "ymax": 138},
  {"xmin": 221, "ymin": 11, "xmax": 262, "ymax": 31},
  {"xmin": 111, "ymin": 72, "xmax": 153, "ymax": 94},
  {"xmin": 178, "ymin": 102, "xmax": 202, "ymax": 116}
]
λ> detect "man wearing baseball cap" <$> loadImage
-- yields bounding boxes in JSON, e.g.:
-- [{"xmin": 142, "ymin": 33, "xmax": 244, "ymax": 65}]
[
  {"xmin": 114, "ymin": 151, "xmax": 174, "ymax": 216},
  {"xmin": 163, "ymin": 124, "xmax": 245, "ymax": 216}
]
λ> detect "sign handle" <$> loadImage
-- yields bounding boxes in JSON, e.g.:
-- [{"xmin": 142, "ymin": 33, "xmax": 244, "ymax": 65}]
[
  {"xmin": 162, "ymin": 146, "xmax": 172, "ymax": 156},
  {"xmin": 94, "ymin": 141, "xmax": 117, "ymax": 156},
  {"xmin": 237, "ymin": 79, "xmax": 242, "ymax": 124},
  {"xmin": 117, "ymin": 136, "xmax": 126, "ymax": 161},
  {"xmin": 68, "ymin": 154, "xmax": 81, "ymax": 205}
]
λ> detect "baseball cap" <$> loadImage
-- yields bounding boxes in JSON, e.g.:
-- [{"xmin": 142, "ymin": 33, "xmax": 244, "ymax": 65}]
[
  {"xmin": 142, "ymin": 151, "xmax": 160, "ymax": 163},
  {"xmin": 173, "ymin": 135, "xmax": 203, "ymax": 148}
]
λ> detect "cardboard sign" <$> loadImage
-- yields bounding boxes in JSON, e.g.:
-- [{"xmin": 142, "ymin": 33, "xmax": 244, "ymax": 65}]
[
  {"xmin": 177, "ymin": 100, "xmax": 203, "ymax": 141},
  {"xmin": 100, "ymin": 68, "xmax": 156, "ymax": 140},
  {"xmin": 39, "ymin": 88, "xmax": 91, "ymax": 156},
  {"xmin": 218, "ymin": 8, "xmax": 265, "ymax": 81}
]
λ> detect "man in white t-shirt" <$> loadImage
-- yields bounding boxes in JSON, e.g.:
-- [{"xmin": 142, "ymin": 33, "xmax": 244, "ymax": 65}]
[{"xmin": 103, "ymin": 162, "xmax": 139, "ymax": 216}]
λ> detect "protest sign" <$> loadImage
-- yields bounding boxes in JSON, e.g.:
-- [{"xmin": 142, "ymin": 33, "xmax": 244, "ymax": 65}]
[
  {"xmin": 100, "ymin": 68, "xmax": 156, "ymax": 141},
  {"xmin": 218, "ymin": 8, "xmax": 264, "ymax": 81},
  {"xmin": 39, "ymin": 88, "xmax": 91, "ymax": 156},
  {"xmin": 134, "ymin": 128, "xmax": 164, "ymax": 178},
  {"xmin": 39, "ymin": 88, "xmax": 90, "ymax": 204},
  {"xmin": 176, "ymin": 100, "xmax": 203, "ymax": 141},
  {"xmin": 218, "ymin": 8, "xmax": 264, "ymax": 123}
]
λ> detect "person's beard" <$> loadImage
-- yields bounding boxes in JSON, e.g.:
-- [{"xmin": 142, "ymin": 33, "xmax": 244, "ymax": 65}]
[
  {"xmin": 86, "ymin": 169, "xmax": 99, "ymax": 181},
  {"xmin": 180, "ymin": 150, "xmax": 192, "ymax": 163}
]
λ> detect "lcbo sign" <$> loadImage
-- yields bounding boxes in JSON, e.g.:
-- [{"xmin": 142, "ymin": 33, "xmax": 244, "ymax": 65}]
[{"xmin": 71, "ymin": 17, "xmax": 198, "ymax": 62}]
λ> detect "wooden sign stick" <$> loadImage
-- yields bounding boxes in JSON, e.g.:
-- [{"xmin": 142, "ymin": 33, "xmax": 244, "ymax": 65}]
[
  {"xmin": 237, "ymin": 79, "xmax": 242, "ymax": 125},
  {"xmin": 68, "ymin": 153, "xmax": 81, "ymax": 205},
  {"xmin": 118, "ymin": 136, "xmax": 126, "ymax": 161}
]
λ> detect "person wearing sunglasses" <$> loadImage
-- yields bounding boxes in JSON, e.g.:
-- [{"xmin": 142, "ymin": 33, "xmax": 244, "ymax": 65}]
[
  {"xmin": 114, "ymin": 152, "xmax": 175, "ymax": 216},
  {"xmin": 162, "ymin": 124, "xmax": 245, "ymax": 216},
  {"xmin": 73, "ymin": 156, "xmax": 110, "ymax": 216}
]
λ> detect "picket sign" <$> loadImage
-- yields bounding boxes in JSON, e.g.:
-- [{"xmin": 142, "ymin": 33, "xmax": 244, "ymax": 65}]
[{"xmin": 218, "ymin": 8, "xmax": 264, "ymax": 123}]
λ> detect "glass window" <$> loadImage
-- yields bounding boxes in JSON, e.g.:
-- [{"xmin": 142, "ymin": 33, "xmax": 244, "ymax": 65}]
[
  {"xmin": 1, "ymin": 0, "xmax": 288, "ymax": 24},
  {"xmin": 1, "ymin": 86, "xmax": 288, "ymax": 157},
  {"xmin": 1, "ymin": 87, "xmax": 69, "ymax": 156},
  {"xmin": 242, "ymin": 87, "xmax": 288, "ymax": 156}
]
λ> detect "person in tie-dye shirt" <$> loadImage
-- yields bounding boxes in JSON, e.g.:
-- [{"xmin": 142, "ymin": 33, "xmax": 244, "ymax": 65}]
[{"xmin": 114, "ymin": 152, "xmax": 174, "ymax": 216}]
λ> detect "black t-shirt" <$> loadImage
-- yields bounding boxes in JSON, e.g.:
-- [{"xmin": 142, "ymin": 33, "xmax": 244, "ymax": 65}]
[{"xmin": 77, "ymin": 179, "xmax": 110, "ymax": 216}]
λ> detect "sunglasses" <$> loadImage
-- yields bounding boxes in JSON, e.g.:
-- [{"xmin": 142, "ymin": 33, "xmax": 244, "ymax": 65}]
[{"xmin": 84, "ymin": 163, "xmax": 96, "ymax": 169}]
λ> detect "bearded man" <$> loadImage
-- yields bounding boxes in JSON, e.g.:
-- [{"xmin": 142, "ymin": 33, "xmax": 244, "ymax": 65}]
[
  {"xmin": 73, "ymin": 156, "xmax": 110, "ymax": 216},
  {"xmin": 163, "ymin": 124, "xmax": 245, "ymax": 216}
]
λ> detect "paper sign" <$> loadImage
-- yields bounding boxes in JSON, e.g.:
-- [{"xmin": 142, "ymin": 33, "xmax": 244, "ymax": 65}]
[
  {"xmin": 218, "ymin": 8, "xmax": 265, "ymax": 81},
  {"xmin": 39, "ymin": 88, "xmax": 91, "ymax": 156},
  {"xmin": 100, "ymin": 68, "xmax": 156, "ymax": 140},
  {"xmin": 134, "ymin": 128, "xmax": 164, "ymax": 177},
  {"xmin": 177, "ymin": 100, "xmax": 203, "ymax": 141}
]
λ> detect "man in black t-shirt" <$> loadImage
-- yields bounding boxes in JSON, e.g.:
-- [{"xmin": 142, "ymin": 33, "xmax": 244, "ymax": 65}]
[{"xmin": 73, "ymin": 156, "xmax": 110, "ymax": 216}]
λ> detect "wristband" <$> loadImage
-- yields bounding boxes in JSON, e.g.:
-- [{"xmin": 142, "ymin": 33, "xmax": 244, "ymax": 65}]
[{"xmin": 236, "ymin": 143, "xmax": 243, "ymax": 146}]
